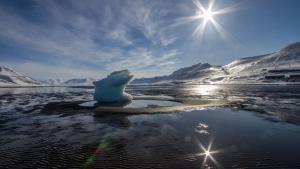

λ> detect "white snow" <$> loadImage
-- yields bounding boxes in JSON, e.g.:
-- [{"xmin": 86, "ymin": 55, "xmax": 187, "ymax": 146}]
[
  {"xmin": 0, "ymin": 66, "xmax": 44, "ymax": 86},
  {"xmin": 0, "ymin": 67, "xmax": 98, "ymax": 87},
  {"xmin": 133, "ymin": 42, "xmax": 300, "ymax": 84},
  {"xmin": 62, "ymin": 78, "xmax": 96, "ymax": 86},
  {"xmin": 1, "ymin": 42, "xmax": 300, "ymax": 87},
  {"xmin": 42, "ymin": 78, "xmax": 63, "ymax": 86}
]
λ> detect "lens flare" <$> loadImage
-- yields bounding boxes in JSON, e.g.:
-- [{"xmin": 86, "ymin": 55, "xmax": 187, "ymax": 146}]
[
  {"xmin": 204, "ymin": 150, "xmax": 211, "ymax": 157},
  {"xmin": 202, "ymin": 9, "xmax": 214, "ymax": 21},
  {"xmin": 82, "ymin": 133, "xmax": 112, "ymax": 169},
  {"xmin": 170, "ymin": 0, "xmax": 240, "ymax": 44},
  {"xmin": 194, "ymin": 139, "xmax": 224, "ymax": 169}
]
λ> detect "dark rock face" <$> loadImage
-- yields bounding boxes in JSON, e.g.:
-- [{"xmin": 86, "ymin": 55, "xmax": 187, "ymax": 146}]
[
  {"xmin": 132, "ymin": 63, "xmax": 221, "ymax": 83},
  {"xmin": 132, "ymin": 42, "xmax": 300, "ymax": 84},
  {"xmin": 282, "ymin": 42, "xmax": 300, "ymax": 51}
]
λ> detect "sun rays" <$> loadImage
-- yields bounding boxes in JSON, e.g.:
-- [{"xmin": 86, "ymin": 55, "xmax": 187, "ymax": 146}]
[
  {"xmin": 198, "ymin": 140, "xmax": 223, "ymax": 169},
  {"xmin": 193, "ymin": 0, "xmax": 215, "ymax": 22},
  {"xmin": 192, "ymin": 0, "xmax": 234, "ymax": 42},
  {"xmin": 173, "ymin": 0, "xmax": 239, "ymax": 43},
  {"xmin": 188, "ymin": 138, "xmax": 224, "ymax": 169}
]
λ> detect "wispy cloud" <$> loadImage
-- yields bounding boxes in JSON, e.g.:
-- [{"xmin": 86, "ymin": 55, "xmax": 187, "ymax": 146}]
[
  {"xmin": 2, "ymin": 61, "xmax": 107, "ymax": 80},
  {"xmin": 0, "ymin": 0, "xmax": 184, "ymax": 79}
]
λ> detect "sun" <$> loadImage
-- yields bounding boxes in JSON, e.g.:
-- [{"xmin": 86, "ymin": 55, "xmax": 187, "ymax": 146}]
[
  {"xmin": 198, "ymin": 8, "xmax": 214, "ymax": 23},
  {"xmin": 172, "ymin": 0, "xmax": 238, "ymax": 42},
  {"xmin": 194, "ymin": 0, "xmax": 216, "ymax": 24},
  {"xmin": 202, "ymin": 9, "xmax": 214, "ymax": 22},
  {"xmin": 196, "ymin": 7, "xmax": 215, "ymax": 22}
]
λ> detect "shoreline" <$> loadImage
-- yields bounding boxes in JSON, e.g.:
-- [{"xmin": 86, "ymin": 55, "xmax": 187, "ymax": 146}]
[{"xmin": 1, "ymin": 82, "xmax": 300, "ymax": 88}]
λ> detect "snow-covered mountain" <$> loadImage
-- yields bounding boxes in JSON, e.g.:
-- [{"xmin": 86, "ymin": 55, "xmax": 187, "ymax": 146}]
[
  {"xmin": 220, "ymin": 42, "xmax": 300, "ymax": 83},
  {"xmin": 132, "ymin": 63, "xmax": 227, "ymax": 84},
  {"xmin": 0, "ymin": 66, "xmax": 44, "ymax": 86},
  {"xmin": 0, "ymin": 66, "xmax": 96, "ymax": 87},
  {"xmin": 2, "ymin": 42, "xmax": 300, "ymax": 86},
  {"xmin": 133, "ymin": 42, "xmax": 300, "ymax": 84},
  {"xmin": 62, "ymin": 78, "xmax": 96, "ymax": 86},
  {"xmin": 42, "ymin": 78, "xmax": 63, "ymax": 86}
]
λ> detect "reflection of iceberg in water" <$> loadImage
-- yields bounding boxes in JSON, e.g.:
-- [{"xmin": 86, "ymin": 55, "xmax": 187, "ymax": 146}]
[
  {"xmin": 84, "ymin": 70, "xmax": 187, "ymax": 111},
  {"xmin": 80, "ymin": 99, "xmax": 181, "ymax": 108},
  {"xmin": 79, "ymin": 100, "xmax": 131, "ymax": 108}
]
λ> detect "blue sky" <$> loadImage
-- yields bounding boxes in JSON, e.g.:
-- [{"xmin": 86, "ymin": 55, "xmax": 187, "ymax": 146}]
[{"xmin": 1, "ymin": 0, "xmax": 300, "ymax": 79}]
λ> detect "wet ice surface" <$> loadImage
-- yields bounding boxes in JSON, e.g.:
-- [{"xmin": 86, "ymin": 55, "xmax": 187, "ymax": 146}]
[
  {"xmin": 79, "ymin": 99, "xmax": 180, "ymax": 108},
  {"xmin": 0, "ymin": 85, "xmax": 300, "ymax": 169}
]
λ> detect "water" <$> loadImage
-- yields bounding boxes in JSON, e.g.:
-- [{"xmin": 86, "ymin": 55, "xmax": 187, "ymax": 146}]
[
  {"xmin": 0, "ymin": 85, "xmax": 300, "ymax": 169},
  {"xmin": 79, "ymin": 100, "xmax": 180, "ymax": 108}
]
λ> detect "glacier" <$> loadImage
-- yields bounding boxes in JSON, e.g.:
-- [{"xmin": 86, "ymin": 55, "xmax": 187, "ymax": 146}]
[{"xmin": 93, "ymin": 70, "xmax": 133, "ymax": 103}]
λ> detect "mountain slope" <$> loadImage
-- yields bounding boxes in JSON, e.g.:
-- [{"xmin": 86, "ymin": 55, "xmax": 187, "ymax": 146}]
[
  {"xmin": 222, "ymin": 42, "xmax": 300, "ymax": 83},
  {"xmin": 42, "ymin": 78, "xmax": 63, "ymax": 86},
  {"xmin": 2, "ymin": 42, "xmax": 299, "ymax": 86},
  {"xmin": 132, "ymin": 63, "xmax": 227, "ymax": 84},
  {"xmin": 0, "ymin": 66, "xmax": 44, "ymax": 86},
  {"xmin": 133, "ymin": 42, "xmax": 300, "ymax": 84},
  {"xmin": 0, "ymin": 66, "xmax": 97, "ymax": 87},
  {"xmin": 62, "ymin": 78, "xmax": 96, "ymax": 86}
]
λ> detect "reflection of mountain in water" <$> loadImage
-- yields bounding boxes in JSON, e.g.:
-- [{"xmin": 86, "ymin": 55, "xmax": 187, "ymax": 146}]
[
  {"xmin": 1, "ymin": 85, "xmax": 300, "ymax": 168},
  {"xmin": 227, "ymin": 95, "xmax": 300, "ymax": 125},
  {"xmin": 128, "ymin": 84, "xmax": 300, "ymax": 126}
]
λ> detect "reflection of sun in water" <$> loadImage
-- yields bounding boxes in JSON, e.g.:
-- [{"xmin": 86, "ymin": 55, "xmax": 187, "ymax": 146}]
[
  {"xmin": 204, "ymin": 150, "xmax": 211, "ymax": 157},
  {"xmin": 184, "ymin": 138, "xmax": 224, "ymax": 168},
  {"xmin": 199, "ymin": 141, "xmax": 217, "ymax": 158},
  {"xmin": 192, "ymin": 85, "xmax": 218, "ymax": 95},
  {"xmin": 197, "ymin": 139, "xmax": 223, "ymax": 169}
]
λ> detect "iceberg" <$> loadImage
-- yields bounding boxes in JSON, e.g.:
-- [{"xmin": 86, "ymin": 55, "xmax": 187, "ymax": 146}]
[{"xmin": 93, "ymin": 70, "xmax": 133, "ymax": 103}]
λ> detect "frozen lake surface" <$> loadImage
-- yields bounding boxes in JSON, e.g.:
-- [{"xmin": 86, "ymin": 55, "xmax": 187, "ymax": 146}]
[{"xmin": 0, "ymin": 84, "xmax": 300, "ymax": 169}]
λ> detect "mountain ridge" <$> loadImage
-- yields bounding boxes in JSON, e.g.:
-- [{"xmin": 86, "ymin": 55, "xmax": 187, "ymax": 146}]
[
  {"xmin": 0, "ymin": 66, "xmax": 43, "ymax": 86},
  {"xmin": 132, "ymin": 42, "xmax": 300, "ymax": 84},
  {"xmin": 0, "ymin": 67, "xmax": 97, "ymax": 87},
  {"xmin": 1, "ymin": 42, "xmax": 300, "ymax": 86}
]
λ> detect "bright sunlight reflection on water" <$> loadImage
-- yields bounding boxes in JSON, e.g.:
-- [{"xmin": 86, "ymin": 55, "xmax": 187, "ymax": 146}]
[
  {"xmin": 198, "ymin": 140, "xmax": 223, "ymax": 169},
  {"xmin": 186, "ymin": 85, "xmax": 219, "ymax": 96},
  {"xmin": 1, "ymin": 85, "xmax": 300, "ymax": 168}
]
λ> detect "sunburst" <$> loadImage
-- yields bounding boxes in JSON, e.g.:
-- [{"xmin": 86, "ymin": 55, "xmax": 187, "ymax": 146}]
[
  {"xmin": 173, "ymin": 0, "xmax": 239, "ymax": 42},
  {"xmin": 198, "ymin": 139, "xmax": 224, "ymax": 169}
]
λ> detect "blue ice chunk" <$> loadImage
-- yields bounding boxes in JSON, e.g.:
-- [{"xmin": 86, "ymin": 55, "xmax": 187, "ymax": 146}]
[{"xmin": 93, "ymin": 70, "xmax": 133, "ymax": 103}]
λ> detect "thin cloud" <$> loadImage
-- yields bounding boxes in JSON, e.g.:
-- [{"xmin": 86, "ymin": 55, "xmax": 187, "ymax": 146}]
[
  {"xmin": 2, "ymin": 61, "xmax": 107, "ymax": 80},
  {"xmin": 0, "ymin": 0, "xmax": 184, "ymax": 79}
]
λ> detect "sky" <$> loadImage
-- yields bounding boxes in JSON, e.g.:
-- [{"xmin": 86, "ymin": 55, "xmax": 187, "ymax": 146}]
[{"xmin": 0, "ymin": 0, "xmax": 300, "ymax": 80}]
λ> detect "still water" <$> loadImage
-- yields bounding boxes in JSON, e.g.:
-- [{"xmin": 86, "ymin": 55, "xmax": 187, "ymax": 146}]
[{"xmin": 0, "ymin": 85, "xmax": 300, "ymax": 169}]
